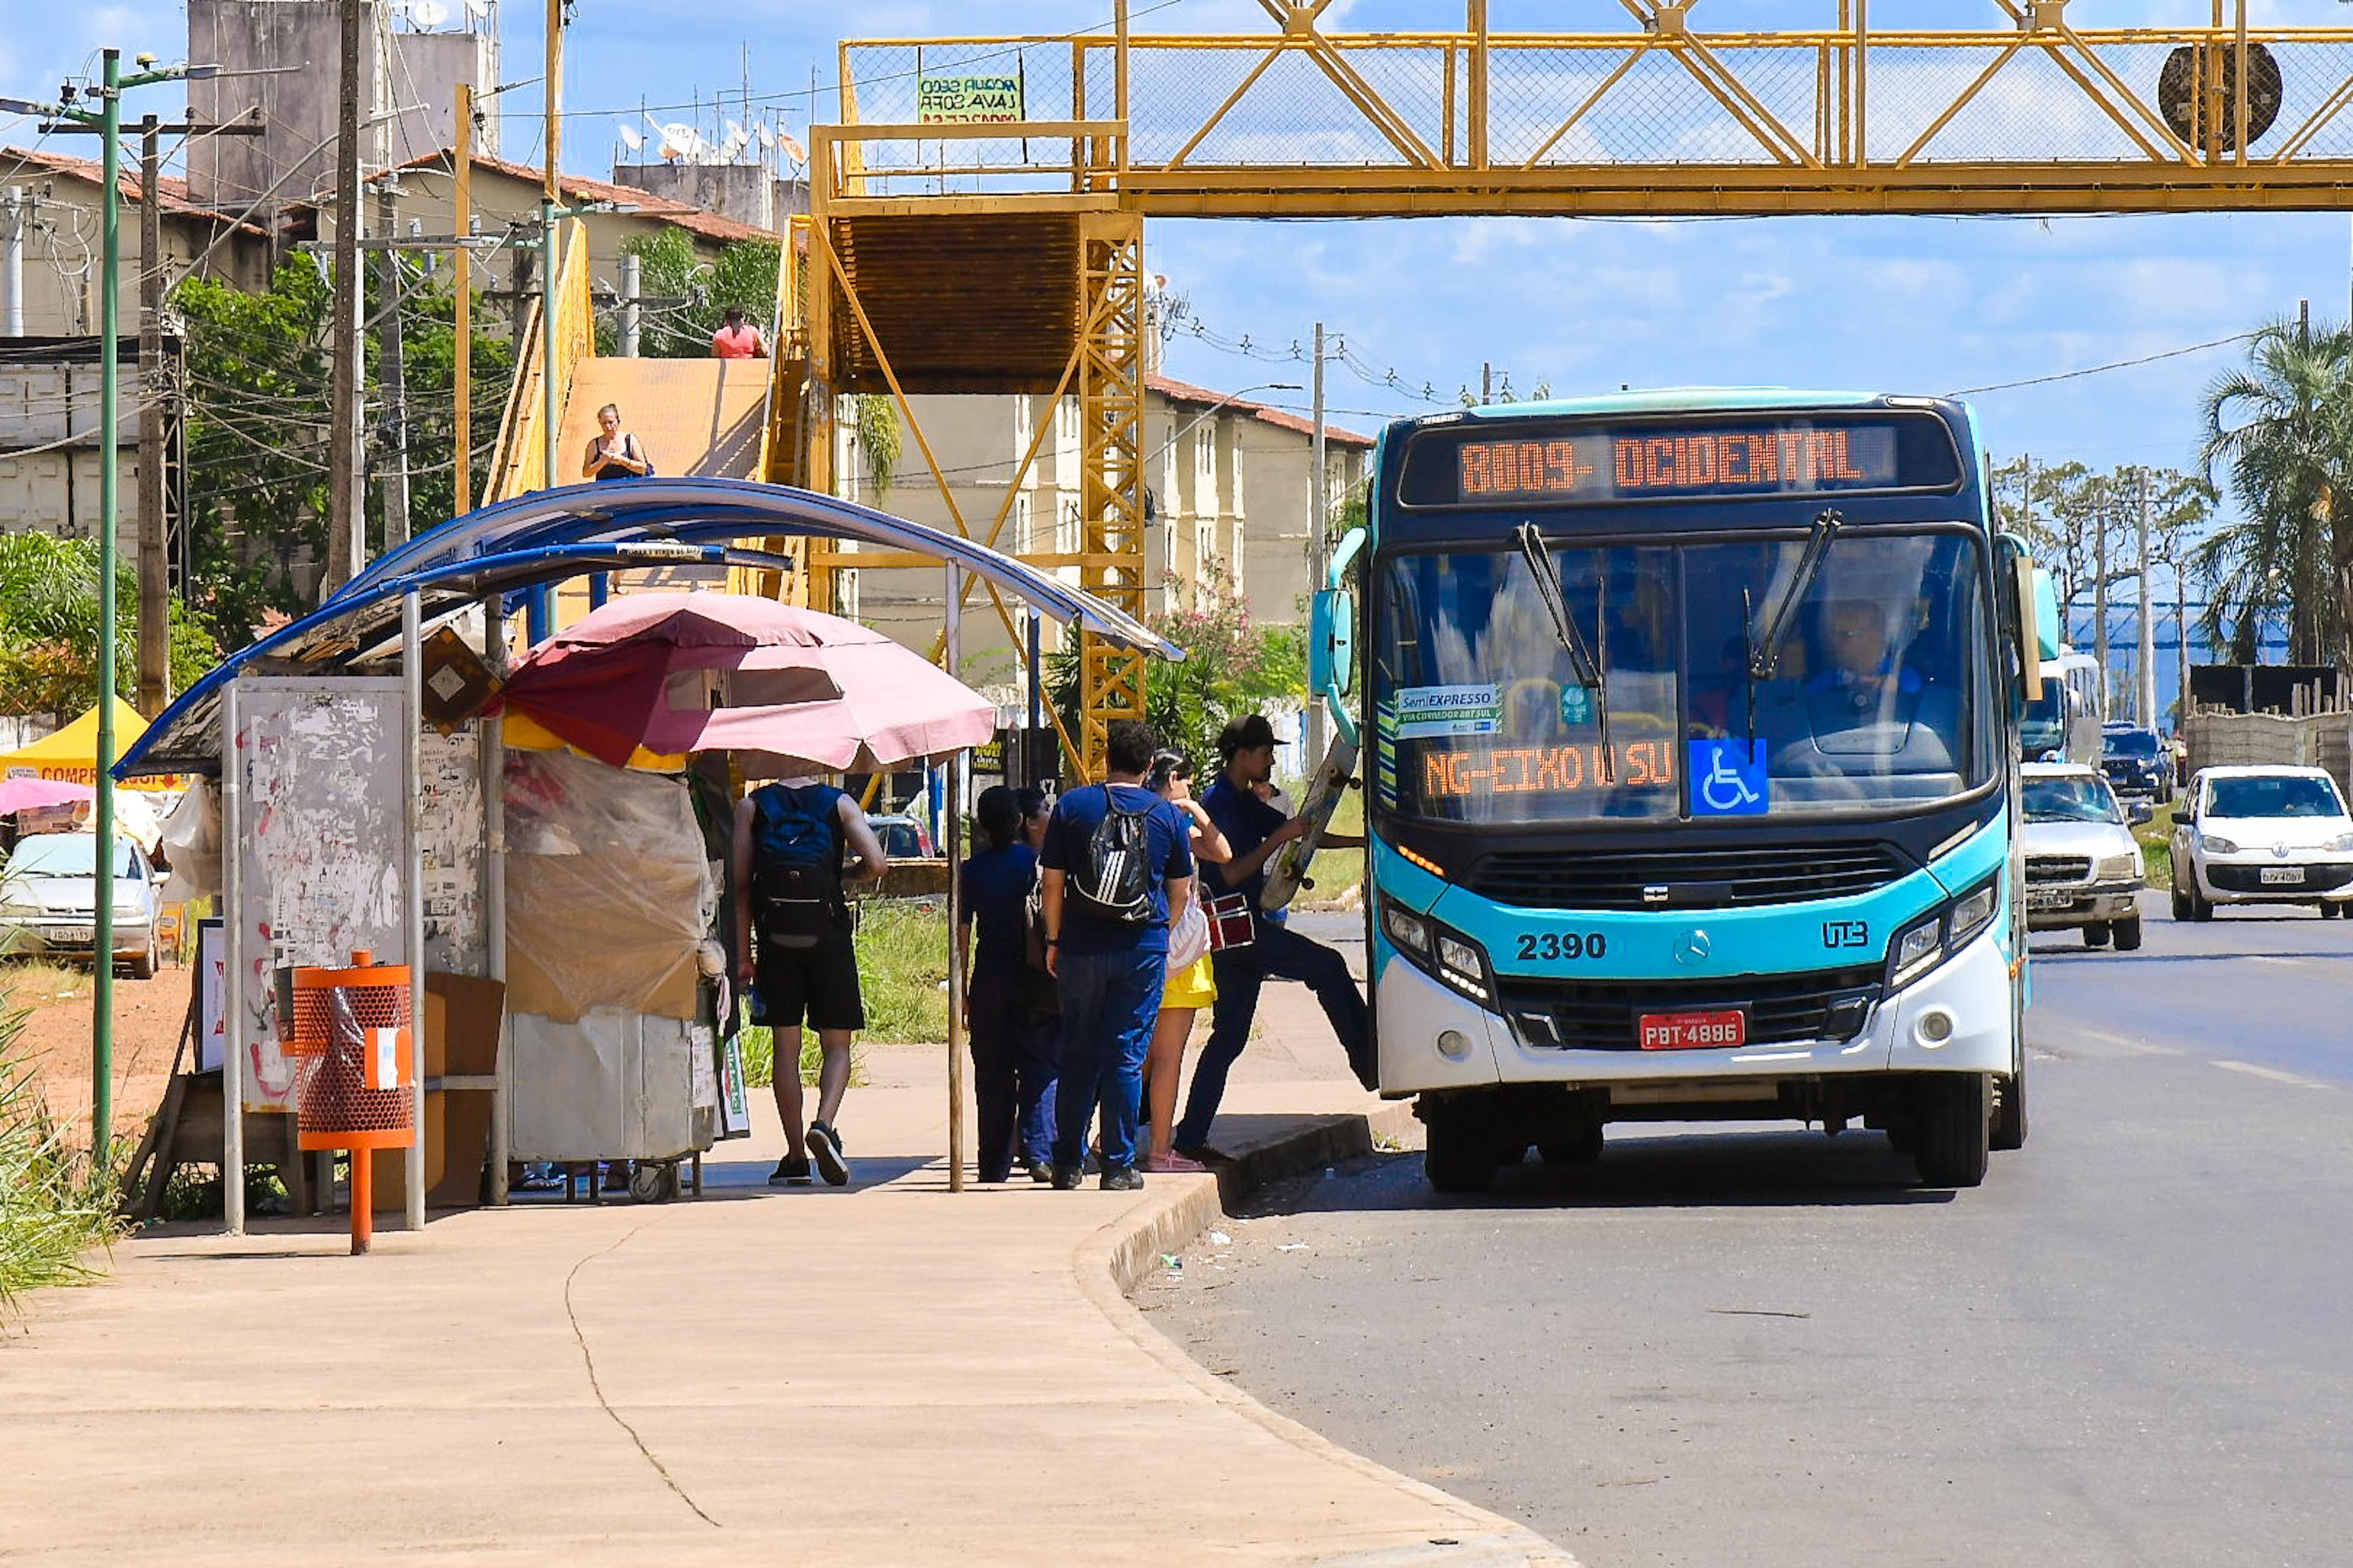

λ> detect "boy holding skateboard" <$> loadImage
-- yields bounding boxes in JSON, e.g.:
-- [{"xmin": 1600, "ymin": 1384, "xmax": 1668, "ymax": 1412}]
[{"xmin": 1171, "ymin": 715, "xmax": 1374, "ymax": 1158}]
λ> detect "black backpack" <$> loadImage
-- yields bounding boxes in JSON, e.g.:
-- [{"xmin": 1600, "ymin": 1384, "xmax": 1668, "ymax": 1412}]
[
  {"xmin": 1065, "ymin": 784, "xmax": 1154, "ymax": 927},
  {"xmin": 751, "ymin": 783, "xmax": 845, "ymax": 948}
]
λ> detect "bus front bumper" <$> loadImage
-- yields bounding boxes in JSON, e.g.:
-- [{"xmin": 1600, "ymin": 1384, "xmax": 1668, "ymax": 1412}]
[{"xmin": 1375, "ymin": 924, "xmax": 2015, "ymax": 1096}]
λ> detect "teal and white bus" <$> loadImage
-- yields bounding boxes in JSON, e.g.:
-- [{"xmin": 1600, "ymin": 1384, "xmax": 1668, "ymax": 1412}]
[{"xmin": 1307, "ymin": 391, "xmax": 2054, "ymax": 1191}]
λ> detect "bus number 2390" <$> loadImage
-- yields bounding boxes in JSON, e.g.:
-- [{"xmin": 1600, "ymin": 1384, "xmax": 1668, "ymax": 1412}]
[{"xmin": 1516, "ymin": 931, "xmax": 1607, "ymax": 961}]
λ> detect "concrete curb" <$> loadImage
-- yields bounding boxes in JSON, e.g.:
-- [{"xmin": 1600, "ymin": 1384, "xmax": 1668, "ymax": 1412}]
[{"xmin": 1072, "ymin": 1104, "xmax": 1584, "ymax": 1568}]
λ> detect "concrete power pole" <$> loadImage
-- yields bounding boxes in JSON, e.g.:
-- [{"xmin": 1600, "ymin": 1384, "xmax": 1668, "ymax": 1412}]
[
  {"xmin": 2093, "ymin": 484, "xmax": 2111, "ymax": 715},
  {"xmin": 376, "ymin": 180, "xmax": 412, "ymax": 550},
  {"xmin": 2135, "ymin": 469, "xmax": 2156, "ymax": 729},
  {"xmin": 0, "ymin": 188, "xmax": 31, "ymax": 336},
  {"xmin": 322, "ymin": 0, "xmax": 366, "ymax": 597},
  {"xmin": 136, "ymin": 118, "xmax": 169, "ymax": 717},
  {"xmin": 2177, "ymin": 557, "xmax": 2192, "ymax": 728},
  {"xmin": 619, "ymin": 251, "xmax": 641, "ymax": 357},
  {"xmin": 1307, "ymin": 320, "xmax": 1327, "ymax": 767}
]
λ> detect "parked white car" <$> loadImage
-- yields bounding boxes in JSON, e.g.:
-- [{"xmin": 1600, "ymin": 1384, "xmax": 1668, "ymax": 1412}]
[
  {"xmin": 2020, "ymin": 763, "xmax": 2148, "ymax": 949},
  {"xmin": 0, "ymin": 831, "xmax": 162, "ymax": 976},
  {"xmin": 2169, "ymin": 765, "xmax": 2353, "ymax": 921}
]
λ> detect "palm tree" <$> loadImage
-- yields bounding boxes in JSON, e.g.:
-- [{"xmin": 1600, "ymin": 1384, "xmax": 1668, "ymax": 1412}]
[{"xmin": 2196, "ymin": 319, "xmax": 2353, "ymax": 668}]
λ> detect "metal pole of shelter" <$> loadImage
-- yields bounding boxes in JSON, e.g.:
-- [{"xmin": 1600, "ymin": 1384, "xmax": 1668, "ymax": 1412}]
[
  {"xmin": 403, "ymin": 588, "xmax": 428, "ymax": 1230},
  {"xmin": 221, "ymin": 677, "xmax": 245, "ymax": 1236},
  {"xmin": 944, "ymin": 563, "xmax": 967, "ymax": 1192},
  {"xmin": 481, "ymin": 593, "xmax": 510, "ymax": 1203},
  {"xmin": 1307, "ymin": 321, "xmax": 1328, "ymax": 772},
  {"xmin": 528, "ymin": 0, "xmax": 564, "ymax": 643},
  {"xmin": 93, "ymin": 47, "xmax": 122, "ymax": 1161}
]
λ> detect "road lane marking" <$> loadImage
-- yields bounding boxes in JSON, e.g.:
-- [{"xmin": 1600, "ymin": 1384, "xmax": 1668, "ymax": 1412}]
[
  {"xmin": 2212, "ymin": 1060, "xmax": 2333, "ymax": 1090},
  {"xmin": 2038, "ymin": 1026, "xmax": 2183, "ymax": 1059},
  {"xmin": 2247, "ymin": 956, "xmax": 2304, "ymax": 967}
]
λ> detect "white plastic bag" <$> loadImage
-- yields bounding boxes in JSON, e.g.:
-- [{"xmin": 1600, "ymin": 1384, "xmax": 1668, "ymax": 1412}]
[{"xmin": 1168, "ymin": 893, "xmax": 1210, "ymax": 970}]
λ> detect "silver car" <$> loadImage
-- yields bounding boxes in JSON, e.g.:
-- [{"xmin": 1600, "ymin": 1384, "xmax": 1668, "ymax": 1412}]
[
  {"xmin": 0, "ymin": 831, "xmax": 163, "ymax": 977},
  {"xmin": 2020, "ymin": 763, "xmax": 2148, "ymax": 951}
]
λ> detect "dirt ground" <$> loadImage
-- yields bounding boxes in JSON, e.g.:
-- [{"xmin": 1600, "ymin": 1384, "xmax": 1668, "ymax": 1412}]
[{"xmin": 7, "ymin": 959, "xmax": 191, "ymax": 1146}]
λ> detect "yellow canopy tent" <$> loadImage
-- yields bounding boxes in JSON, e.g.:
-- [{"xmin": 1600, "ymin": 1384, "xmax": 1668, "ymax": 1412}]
[{"xmin": 0, "ymin": 697, "xmax": 181, "ymax": 790}]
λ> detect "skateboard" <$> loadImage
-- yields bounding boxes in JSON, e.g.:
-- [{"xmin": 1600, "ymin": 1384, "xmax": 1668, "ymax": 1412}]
[{"xmin": 1259, "ymin": 735, "xmax": 1360, "ymax": 913}]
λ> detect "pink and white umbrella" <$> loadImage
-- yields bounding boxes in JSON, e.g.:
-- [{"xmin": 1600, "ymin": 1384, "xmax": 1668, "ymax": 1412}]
[
  {"xmin": 500, "ymin": 592, "xmax": 998, "ymax": 776},
  {"xmin": 0, "ymin": 776, "xmax": 96, "ymax": 815}
]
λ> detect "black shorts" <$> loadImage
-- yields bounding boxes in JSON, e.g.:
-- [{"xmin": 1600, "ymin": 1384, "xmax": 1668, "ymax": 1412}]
[{"xmin": 755, "ymin": 926, "xmax": 866, "ymax": 1032}]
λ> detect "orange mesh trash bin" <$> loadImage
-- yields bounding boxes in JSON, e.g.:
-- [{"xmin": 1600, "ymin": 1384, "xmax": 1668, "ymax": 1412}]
[{"xmin": 289, "ymin": 951, "xmax": 415, "ymax": 1254}]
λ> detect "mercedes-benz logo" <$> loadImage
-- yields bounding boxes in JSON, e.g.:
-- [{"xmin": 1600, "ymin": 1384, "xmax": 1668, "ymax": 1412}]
[{"xmin": 1674, "ymin": 930, "xmax": 1710, "ymax": 966}]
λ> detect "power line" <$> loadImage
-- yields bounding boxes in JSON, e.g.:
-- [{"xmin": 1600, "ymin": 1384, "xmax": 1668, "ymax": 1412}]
[{"xmin": 1949, "ymin": 332, "xmax": 2256, "ymax": 397}]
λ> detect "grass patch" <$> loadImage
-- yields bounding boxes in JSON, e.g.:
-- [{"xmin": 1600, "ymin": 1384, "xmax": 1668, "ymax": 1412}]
[
  {"xmin": 2134, "ymin": 800, "xmax": 2182, "ymax": 888},
  {"xmin": 1291, "ymin": 771, "xmax": 1367, "ymax": 911},
  {"xmin": 736, "ymin": 901, "xmax": 950, "ymax": 1085},
  {"xmin": 1, "ymin": 990, "xmax": 123, "ymax": 1313},
  {"xmin": 0, "ymin": 960, "xmax": 92, "ymax": 1002}
]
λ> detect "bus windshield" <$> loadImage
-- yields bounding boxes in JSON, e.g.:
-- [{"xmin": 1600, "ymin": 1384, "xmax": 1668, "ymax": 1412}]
[{"xmin": 1375, "ymin": 529, "xmax": 1994, "ymax": 824}]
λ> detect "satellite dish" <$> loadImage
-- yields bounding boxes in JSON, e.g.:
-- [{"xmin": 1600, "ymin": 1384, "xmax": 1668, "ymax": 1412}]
[
  {"xmin": 658, "ymin": 121, "xmax": 699, "ymax": 161},
  {"xmin": 2158, "ymin": 42, "xmax": 2282, "ymax": 151},
  {"xmin": 407, "ymin": 0, "xmax": 450, "ymax": 29},
  {"xmin": 778, "ymin": 130, "xmax": 804, "ymax": 164},
  {"xmin": 462, "ymin": 0, "xmax": 490, "ymax": 19},
  {"xmin": 756, "ymin": 123, "xmax": 775, "ymax": 150},
  {"xmin": 617, "ymin": 123, "xmax": 644, "ymax": 153}
]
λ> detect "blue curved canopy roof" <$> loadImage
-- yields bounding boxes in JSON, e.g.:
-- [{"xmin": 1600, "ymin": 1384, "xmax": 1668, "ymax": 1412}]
[{"xmin": 119, "ymin": 479, "xmax": 1181, "ymax": 777}]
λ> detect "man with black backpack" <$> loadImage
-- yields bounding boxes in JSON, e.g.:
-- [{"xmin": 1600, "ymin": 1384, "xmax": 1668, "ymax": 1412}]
[
  {"xmin": 732, "ymin": 775, "xmax": 889, "ymax": 1187},
  {"xmin": 1038, "ymin": 720, "xmax": 1195, "ymax": 1191}
]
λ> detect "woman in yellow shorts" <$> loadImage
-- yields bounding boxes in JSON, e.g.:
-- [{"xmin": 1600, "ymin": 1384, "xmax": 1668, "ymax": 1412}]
[{"xmin": 1140, "ymin": 750, "xmax": 1230, "ymax": 1173}]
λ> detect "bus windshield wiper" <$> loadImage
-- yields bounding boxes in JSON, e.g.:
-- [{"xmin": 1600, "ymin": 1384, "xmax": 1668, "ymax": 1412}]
[
  {"xmin": 1749, "ymin": 507, "xmax": 1843, "ymax": 682},
  {"xmin": 1514, "ymin": 522, "xmax": 1614, "ymax": 768}
]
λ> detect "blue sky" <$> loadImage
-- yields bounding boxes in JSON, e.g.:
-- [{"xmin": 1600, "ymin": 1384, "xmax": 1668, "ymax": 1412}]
[{"xmin": 12, "ymin": 1, "xmax": 2353, "ymax": 491}]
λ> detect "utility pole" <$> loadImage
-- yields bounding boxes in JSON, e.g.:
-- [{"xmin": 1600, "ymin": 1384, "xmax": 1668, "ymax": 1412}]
[
  {"xmin": 3, "ymin": 49, "xmax": 225, "ymax": 1159},
  {"xmin": 532, "ymin": 0, "xmax": 565, "ymax": 642},
  {"xmin": 619, "ymin": 250, "xmax": 641, "ymax": 356},
  {"xmin": 0, "ymin": 187, "xmax": 31, "ymax": 335},
  {"xmin": 2136, "ymin": 469, "xmax": 2156, "ymax": 729},
  {"xmin": 136, "ymin": 116, "xmax": 167, "ymax": 718},
  {"xmin": 376, "ymin": 178, "xmax": 412, "ymax": 550},
  {"xmin": 2176, "ymin": 555, "xmax": 2192, "ymax": 727},
  {"xmin": 1481, "ymin": 361, "xmax": 1493, "ymax": 404},
  {"xmin": 324, "ymin": 0, "xmax": 366, "ymax": 596},
  {"xmin": 2093, "ymin": 483, "xmax": 2111, "ymax": 711},
  {"xmin": 1307, "ymin": 320, "xmax": 1328, "ymax": 766},
  {"xmin": 454, "ymin": 80, "xmax": 473, "ymax": 516}
]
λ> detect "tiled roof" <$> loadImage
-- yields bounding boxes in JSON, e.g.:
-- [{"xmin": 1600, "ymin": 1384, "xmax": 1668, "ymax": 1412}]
[
  {"xmin": 1144, "ymin": 371, "xmax": 1376, "ymax": 447},
  {"xmin": 0, "ymin": 145, "xmax": 270, "ymax": 236},
  {"xmin": 387, "ymin": 148, "xmax": 772, "ymax": 244}
]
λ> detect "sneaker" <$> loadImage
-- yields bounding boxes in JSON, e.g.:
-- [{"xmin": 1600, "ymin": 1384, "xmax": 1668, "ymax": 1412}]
[
  {"xmin": 768, "ymin": 1154, "xmax": 812, "ymax": 1186},
  {"xmin": 1138, "ymin": 1150, "xmax": 1206, "ymax": 1174},
  {"xmin": 1099, "ymin": 1165, "xmax": 1145, "ymax": 1192},
  {"xmin": 1051, "ymin": 1164, "xmax": 1085, "ymax": 1190},
  {"xmin": 1025, "ymin": 1160, "xmax": 1055, "ymax": 1185},
  {"xmin": 805, "ymin": 1121, "xmax": 850, "ymax": 1187}
]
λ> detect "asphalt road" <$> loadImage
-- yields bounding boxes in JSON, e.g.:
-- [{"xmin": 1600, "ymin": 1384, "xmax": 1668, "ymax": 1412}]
[{"xmin": 1148, "ymin": 897, "xmax": 2353, "ymax": 1568}]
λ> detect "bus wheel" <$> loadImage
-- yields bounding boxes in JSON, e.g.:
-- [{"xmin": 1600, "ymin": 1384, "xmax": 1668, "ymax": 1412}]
[
  {"xmin": 2111, "ymin": 914, "xmax": 2143, "ymax": 951},
  {"xmin": 1423, "ymin": 1104, "xmax": 1497, "ymax": 1194},
  {"xmin": 1539, "ymin": 1119, "xmax": 1604, "ymax": 1165},
  {"xmin": 1912, "ymin": 1074, "xmax": 1991, "ymax": 1189}
]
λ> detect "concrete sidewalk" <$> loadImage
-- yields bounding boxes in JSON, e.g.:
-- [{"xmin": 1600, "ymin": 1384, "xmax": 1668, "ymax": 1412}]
[{"xmin": 3, "ymin": 991, "xmax": 1573, "ymax": 1567}]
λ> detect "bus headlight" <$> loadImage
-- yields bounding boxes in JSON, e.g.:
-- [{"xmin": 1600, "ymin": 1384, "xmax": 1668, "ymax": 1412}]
[
  {"xmin": 1949, "ymin": 876, "xmax": 1999, "ymax": 945},
  {"xmin": 1382, "ymin": 905, "xmax": 1430, "ymax": 956},
  {"xmin": 1889, "ymin": 913, "xmax": 1944, "ymax": 987},
  {"xmin": 1435, "ymin": 932, "xmax": 1490, "ymax": 1000}
]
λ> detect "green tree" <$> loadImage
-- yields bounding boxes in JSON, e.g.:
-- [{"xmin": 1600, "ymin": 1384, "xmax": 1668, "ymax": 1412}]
[
  {"xmin": 2196, "ymin": 318, "xmax": 2353, "ymax": 666},
  {"xmin": 1990, "ymin": 457, "xmax": 2216, "ymax": 663},
  {"xmin": 0, "ymin": 532, "xmax": 217, "ymax": 716},
  {"xmin": 611, "ymin": 229, "xmax": 781, "ymax": 358}
]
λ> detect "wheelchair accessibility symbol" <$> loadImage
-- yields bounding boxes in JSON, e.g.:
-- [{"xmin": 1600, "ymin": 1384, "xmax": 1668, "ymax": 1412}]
[{"xmin": 1688, "ymin": 738, "xmax": 1769, "ymax": 817}]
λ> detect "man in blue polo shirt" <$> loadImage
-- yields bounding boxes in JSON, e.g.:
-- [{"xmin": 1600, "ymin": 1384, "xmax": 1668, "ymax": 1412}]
[
  {"xmin": 1039, "ymin": 719, "xmax": 1195, "ymax": 1191},
  {"xmin": 1173, "ymin": 714, "xmax": 1372, "ymax": 1157}
]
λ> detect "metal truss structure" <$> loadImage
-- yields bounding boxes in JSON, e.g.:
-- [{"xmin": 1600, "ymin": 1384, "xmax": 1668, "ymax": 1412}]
[{"xmin": 772, "ymin": 0, "xmax": 2353, "ymax": 773}]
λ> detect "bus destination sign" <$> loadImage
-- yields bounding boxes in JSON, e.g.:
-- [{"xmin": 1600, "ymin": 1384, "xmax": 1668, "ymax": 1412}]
[
  {"xmin": 1403, "ymin": 414, "xmax": 1956, "ymax": 508},
  {"xmin": 1420, "ymin": 738, "xmax": 1678, "ymax": 801}
]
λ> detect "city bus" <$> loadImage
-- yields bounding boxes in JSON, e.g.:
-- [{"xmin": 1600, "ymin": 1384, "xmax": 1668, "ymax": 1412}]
[{"xmin": 1307, "ymin": 391, "xmax": 2051, "ymax": 1191}]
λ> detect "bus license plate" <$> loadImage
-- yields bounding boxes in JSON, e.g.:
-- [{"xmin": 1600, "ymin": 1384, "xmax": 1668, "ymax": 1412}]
[
  {"xmin": 1639, "ymin": 1009, "xmax": 1747, "ymax": 1051},
  {"xmin": 2260, "ymin": 866, "xmax": 2305, "ymax": 885}
]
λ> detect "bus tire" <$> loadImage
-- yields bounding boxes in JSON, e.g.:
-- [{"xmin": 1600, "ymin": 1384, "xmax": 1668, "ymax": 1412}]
[
  {"xmin": 1992, "ymin": 1064, "xmax": 2028, "ymax": 1153},
  {"xmin": 1539, "ymin": 1119, "xmax": 1604, "ymax": 1165},
  {"xmin": 1423, "ymin": 1106, "xmax": 1496, "ymax": 1194},
  {"xmin": 2083, "ymin": 922, "xmax": 2111, "ymax": 948},
  {"xmin": 1912, "ymin": 1074, "xmax": 1991, "ymax": 1189},
  {"xmin": 2111, "ymin": 914, "xmax": 2143, "ymax": 951}
]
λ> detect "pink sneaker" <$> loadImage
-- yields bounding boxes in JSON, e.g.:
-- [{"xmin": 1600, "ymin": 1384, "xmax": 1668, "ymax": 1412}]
[{"xmin": 1139, "ymin": 1150, "xmax": 1206, "ymax": 1174}]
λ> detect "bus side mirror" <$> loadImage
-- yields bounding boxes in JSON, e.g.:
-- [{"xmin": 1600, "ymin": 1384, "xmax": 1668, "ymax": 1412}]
[{"xmin": 1311, "ymin": 587, "xmax": 1355, "ymax": 700}]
